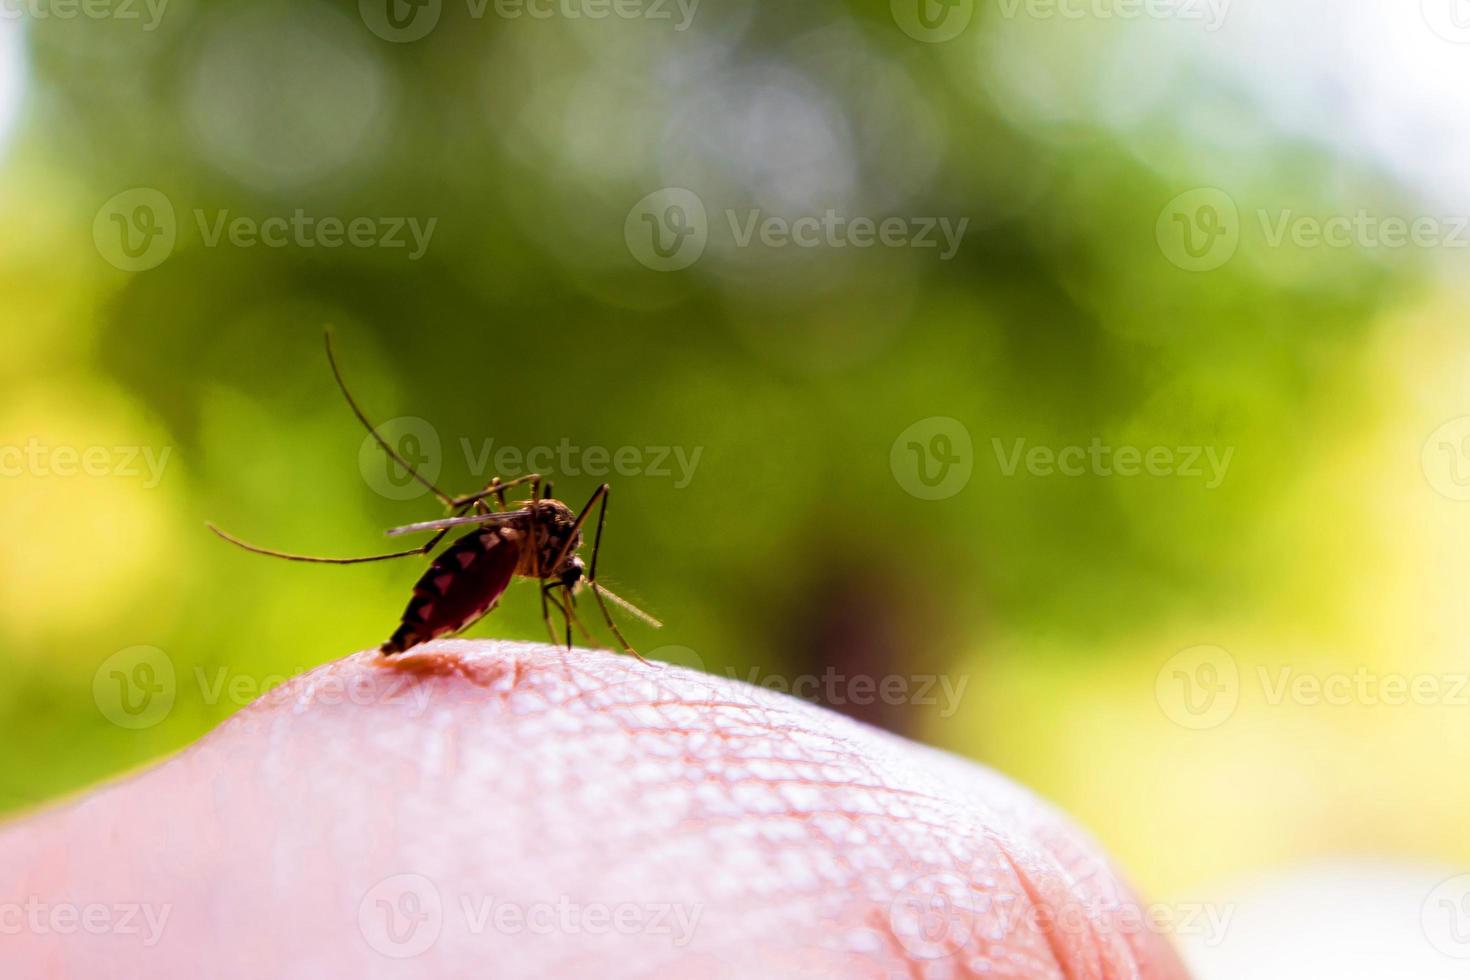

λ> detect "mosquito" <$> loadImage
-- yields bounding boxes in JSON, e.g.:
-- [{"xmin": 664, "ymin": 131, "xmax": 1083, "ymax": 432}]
[{"xmin": 207, "ymin": 330, "xmax": 661, "ymax": 660}]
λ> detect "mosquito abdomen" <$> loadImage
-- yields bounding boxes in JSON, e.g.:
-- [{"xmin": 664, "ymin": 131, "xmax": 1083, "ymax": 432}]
[{"xmin": 380, "ymin": 526, "xmax": 523, "ymax": 655}]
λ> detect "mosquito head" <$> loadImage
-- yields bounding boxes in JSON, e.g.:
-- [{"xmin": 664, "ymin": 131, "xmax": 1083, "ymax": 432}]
[
  {"xmin": 522, "ymin": 498, "xmax": 584, "ymax": 580},
  {"xmin": 560, "ymin": 556, "xmax": 585, "ymax": 590}
]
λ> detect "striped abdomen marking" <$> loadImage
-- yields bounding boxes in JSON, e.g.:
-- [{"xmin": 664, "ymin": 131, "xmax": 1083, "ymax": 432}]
[{"xmin": 380, "ymin": 526, "xmax": 523, "ymax": 655}]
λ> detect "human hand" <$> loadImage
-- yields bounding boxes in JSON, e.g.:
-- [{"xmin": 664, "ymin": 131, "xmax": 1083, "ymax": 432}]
[{"xmin": 0, "ymin": 641, "xmax": 1192, "ymax": 979}]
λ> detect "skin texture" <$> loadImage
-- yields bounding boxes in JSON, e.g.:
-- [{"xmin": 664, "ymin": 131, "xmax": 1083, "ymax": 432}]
[{"xmin": 0, "ymin": 641, "xmax": 1192, "ymax": 979}]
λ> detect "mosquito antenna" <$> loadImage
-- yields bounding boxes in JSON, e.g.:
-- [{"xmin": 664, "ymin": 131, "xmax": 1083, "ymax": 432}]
[
  {"xmin": 207, "ymin": 522, "xmax": 430, "ymax": 565},
  {"xmin": 591, "ymin": 582, "xmax": 663, "ymax": 629},
  {"xmin": 323, "ymin": 327, "xmax": 454, "ymax": 507}
]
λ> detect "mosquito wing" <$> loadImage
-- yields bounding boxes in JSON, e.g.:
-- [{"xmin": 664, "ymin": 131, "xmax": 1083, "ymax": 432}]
[{"xmin": 387, "ymin": 510, "xmax": 532, "ymax": 538}]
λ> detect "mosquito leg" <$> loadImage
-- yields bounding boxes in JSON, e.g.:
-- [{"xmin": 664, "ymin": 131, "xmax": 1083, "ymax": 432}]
[
  {"xmin": 527, "ymin": 476, "xmax": 543, "ymax": 582},
  {"xmin": 589, "ymin": 585, "xmax": 649, "ymax": 664},
  {"xmin": 557, "ymin": 586, "xmax": 594, "ymax": 645},
  {"xmin": 548, "ymin": 484, "xmax": 608, "ymax": 574},
  {"xmin": 323, "ymin": 328, "xmax": 455, "ymax": 508},
  {"xmin": 543, "ymin": 587, "xmax": 592, "ymax": 648},
  {"xmin": 563, "ymin": 587, "xmax": 572, "ymax": 650},
  {"xmin": 567, "ymin": 485, "xmax": 653, "ymax": 665},
  {"xmin": 540, "ymin": 582, "xmax": 559, "ymax": 646},
  {"xmin": 451, "ymin": 474, "xmax": 542, "ymax": 511},
  {"xmin": 208, "ymin": 522, "xmax": 449, "ymax": 565}
]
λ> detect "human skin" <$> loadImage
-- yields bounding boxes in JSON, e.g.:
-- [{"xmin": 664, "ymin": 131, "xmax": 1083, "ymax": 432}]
[{"xmin": 0, "ymin": 641, "xmax": 1192, "ymax": 979}]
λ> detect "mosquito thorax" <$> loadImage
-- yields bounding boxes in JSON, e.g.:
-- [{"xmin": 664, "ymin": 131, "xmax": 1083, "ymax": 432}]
[{"xmin": 519, "ymin": 498, "xmax": 583, "ymax": 579}]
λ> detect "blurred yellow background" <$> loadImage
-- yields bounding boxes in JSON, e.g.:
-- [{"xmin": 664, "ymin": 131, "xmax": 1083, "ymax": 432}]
[{"xmin": 3, "ymin": 0, "xmax": 1470, "ymax": 924}]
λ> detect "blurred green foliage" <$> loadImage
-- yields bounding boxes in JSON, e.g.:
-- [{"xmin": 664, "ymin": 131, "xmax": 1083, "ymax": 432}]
[{"xmin": 4, "ymin": 0, "xmax": 1465, "ymax": 894}]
